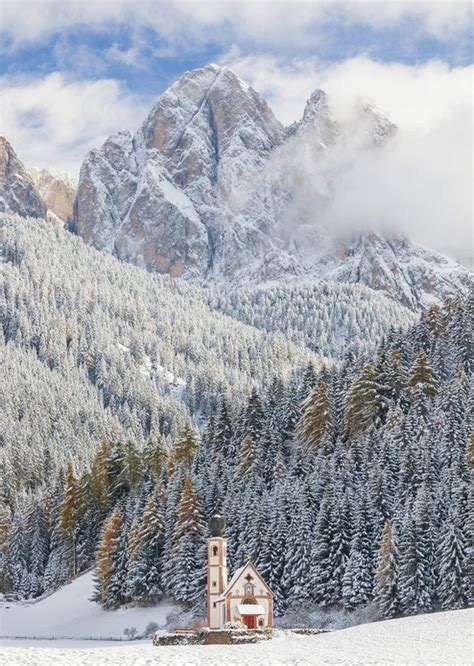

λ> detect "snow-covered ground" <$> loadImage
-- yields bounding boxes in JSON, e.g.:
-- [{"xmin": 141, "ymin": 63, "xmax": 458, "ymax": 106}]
[
  {"xmin": 1, "ymin": 608, "xmax": 472, "ymax": 665},
  {"xmin": 0, "ymin": 571, "xmax": 178, "ymax": 641}
]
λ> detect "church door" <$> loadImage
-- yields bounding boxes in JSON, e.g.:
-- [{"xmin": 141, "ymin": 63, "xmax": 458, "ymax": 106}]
[{"xmin": 242, "ymin": 614, "xmax": 256, "ymax": 629}]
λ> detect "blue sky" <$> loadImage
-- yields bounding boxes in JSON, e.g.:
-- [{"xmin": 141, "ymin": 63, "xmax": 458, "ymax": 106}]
[
  {"xmin": 0, "ymin": 1, "xmax": 472, "ymax": 175},
  {"xmin": 1, "ymin": 3, "xmax": 472, "ymax": 100}
]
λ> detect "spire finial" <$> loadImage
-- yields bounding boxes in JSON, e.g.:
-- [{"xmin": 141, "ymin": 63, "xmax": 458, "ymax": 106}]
[{"xmin": 209, "ymin": 513, "xmax": 225, "ymax": 537}]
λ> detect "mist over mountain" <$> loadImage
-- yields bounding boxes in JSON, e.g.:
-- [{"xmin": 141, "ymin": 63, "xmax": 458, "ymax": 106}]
[{"xmin": 71, "ymin": 64, "xmax": 471, "ymax": 309}]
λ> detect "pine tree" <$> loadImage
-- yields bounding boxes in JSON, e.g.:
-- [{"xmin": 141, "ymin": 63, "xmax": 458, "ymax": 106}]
[
  {"xmin": 296, "ymin": 380, "xmax": 335, "ymax": 453},
  {"xmin": 398, "ymin": 492, "xmax": 434, "ymax": 616},
  {"xmin": 282, "ymin": 490, "xmax": 313, "ymax": 604},
  {"xmin": 0, "ymin": 503, "xmax": 12, "ymax": 593},
  {"xmin": 143, "ymin": 436, "xmax": 167, "ymax": 479},
  {"xmin": 375, "ymin": 519, "xmax": 400, "ymax": 618},
  {"xmin": 135, "ymin": 484, "xmax": 166, "ymax": 601},
  {"xmin": 437, "ymin": 514, "xmax": 469, "ymax": 609},
  {"xmin": 167, "ymin": 477, "xmax": 207, "ymax": 605},
  {"xmin": 342, "ymin": 492, "xmax": 373, "ymax": 609},
  {"xmin": 311, "ymin": 492, "xmax": 334, "ymax": 606}
]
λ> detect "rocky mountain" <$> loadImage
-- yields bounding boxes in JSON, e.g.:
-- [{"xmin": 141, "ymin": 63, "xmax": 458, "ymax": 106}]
[
  {"xmin": 72, "ymin": 64, "xmax": 471, "ymax": 308},
  {"xmin": 29, "ymin": 167, "xmax": 76, "ymax": 222},
  {"xmin": 0, "ymin": 136, "xmax": 46, "ymax": 219}
]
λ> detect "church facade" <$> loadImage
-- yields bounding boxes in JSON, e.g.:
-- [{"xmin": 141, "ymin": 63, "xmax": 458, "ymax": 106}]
[{"xmin": 207, "ymin": 515, "xmax": 274, "ymax": 630}]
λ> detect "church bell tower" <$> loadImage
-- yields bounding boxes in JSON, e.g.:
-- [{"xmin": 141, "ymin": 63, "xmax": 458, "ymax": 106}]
[{"xmin": 207, "ymin": 514, "xmax": 228, "ymax": 629}]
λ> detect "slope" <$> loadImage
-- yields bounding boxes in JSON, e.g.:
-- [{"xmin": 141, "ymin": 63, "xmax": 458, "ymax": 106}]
[
  {"xmin": 1, "ymin": 213, "xmax": 320, "ymax": 491},
  {"xmin": 209, "ymin": 281, "xmax": 417, "ymax": 358},
  {"xmin": 1, "ymin": 608, "xmax": 472, "ymax": 664},
  {"xmin": 0, "ymin": 570, "xmax": 179, "ymax": 640}
]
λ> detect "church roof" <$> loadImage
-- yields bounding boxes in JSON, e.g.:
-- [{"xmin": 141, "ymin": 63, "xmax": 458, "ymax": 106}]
[{"xmin": 217, "ymin": 561, "xmax": 273, "ymax": 601}]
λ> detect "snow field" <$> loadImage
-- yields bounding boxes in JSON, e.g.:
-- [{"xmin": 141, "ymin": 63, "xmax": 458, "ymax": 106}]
[{"xmin": 1, "ymin": 608, "xmax": 472, "ymax": 665}]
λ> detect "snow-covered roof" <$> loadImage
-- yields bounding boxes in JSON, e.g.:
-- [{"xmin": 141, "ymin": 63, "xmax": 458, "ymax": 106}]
[{"xmin": 237, "ymin": 604, "xmax": 265, "ymax": 616}]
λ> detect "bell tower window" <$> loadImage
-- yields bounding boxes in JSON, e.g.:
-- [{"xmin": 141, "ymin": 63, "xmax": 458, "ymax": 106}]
[{"xmin": 212, "ymin": 545, "xmax": 218, "ymax": 556}]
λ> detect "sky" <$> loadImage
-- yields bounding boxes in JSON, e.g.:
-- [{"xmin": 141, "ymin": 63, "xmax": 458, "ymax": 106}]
[{"xmin": 0, "ymin": 0, "xmax": 472, "ymax": 260}]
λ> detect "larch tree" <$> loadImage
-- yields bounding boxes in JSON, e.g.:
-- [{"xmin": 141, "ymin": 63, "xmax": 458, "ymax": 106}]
[
  {"xmin": 375, "ymin": 519, "xmax": 400, "ymax": 618},
  {"xmin": 58, "ymin": 464, "xmax": 78, "ymax": 578},
  {"xmin": 343, "ymin": 363, "xmax": 385, "ymax": 441},
  {"xmin": 408, "ymin": 350, "xmax": 438, "ymax": 400},
  {"xmin": 296, "ymin": 380, "xmax": 335, "ymax": 453},
  {"xmin": 94, "ymin": 507, "xmax": 123, "ymax": 608},
  {"xmin": 237, "ymin": 434, "xmax": 260, "ymax": 481},
  {"xmin": 174, "ymin": 422, "xmax": 199, "ymax": 470}
]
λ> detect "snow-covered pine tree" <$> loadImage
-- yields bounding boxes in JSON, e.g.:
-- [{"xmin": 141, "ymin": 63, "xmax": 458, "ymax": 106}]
[
  {"xmin": 342, "ymin": 490, "xmax": 373, "ymax": 609},
  {"xmin": 167, "ymin": 477, "xmax": 207, "ymax": 606},
  {"xmin": 436, "ymin": 510, "xmax": 469, "ymax": 610}
]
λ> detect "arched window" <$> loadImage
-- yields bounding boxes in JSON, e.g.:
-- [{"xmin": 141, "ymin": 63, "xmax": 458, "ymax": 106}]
[
  {"xmin": 212, "ymin": 545, "xmax": 218, "ymax": 556},
  {"xmin": 242, "ymin": 597, "xmax": 256, "ymax": 605}
]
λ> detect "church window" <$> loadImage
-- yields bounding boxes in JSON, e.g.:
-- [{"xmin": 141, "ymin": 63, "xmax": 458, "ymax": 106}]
[
  {"xmin": 212, "ymin": 545, "xmax": 218, "ymax": 556},
  {"xmin": 212, "ymin": 581, "xmax": 217, "ymax": 587}
]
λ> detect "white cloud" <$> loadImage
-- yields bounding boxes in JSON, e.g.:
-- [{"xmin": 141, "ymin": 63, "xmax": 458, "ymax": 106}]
[
  {"xmin": 1, "ymin": 1, "xmax": 471, "ymax": 47},
  {"xmin": 223, "ymin": 52, "xmax": 473, "ymax": 263},
  {"xmin": 0, "ymin": 73, "xmax": 148, "ymax": 175}
]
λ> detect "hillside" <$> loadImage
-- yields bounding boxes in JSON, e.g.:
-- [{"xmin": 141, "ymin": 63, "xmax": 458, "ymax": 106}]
[
  {"xmin": 1, "ymin": 213, "xmax": 320, "ymax": 491},
  {"xmin": 209, "ymin": 281, "xmax": 417, "ymax": 358},
  {"xmin": 1, "ymin": 608, "xmax": 472, "ymax": 664},
  {"xmin": 0, "ymin": 570, "xmax": 179, "ymax": 640}
]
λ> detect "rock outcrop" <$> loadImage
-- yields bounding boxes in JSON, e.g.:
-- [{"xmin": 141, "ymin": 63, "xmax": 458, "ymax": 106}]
[
  {"xmin": 29, "ymin": 168, "xmax": 76, "ymax": 222},
  {"xmin": 0, "ymin": 137, "xmax": 46, "ymax": 219}
]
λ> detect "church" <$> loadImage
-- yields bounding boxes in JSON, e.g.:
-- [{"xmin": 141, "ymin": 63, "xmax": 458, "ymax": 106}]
[{"xmin": 207, "ymin": 514, "xmax": 274, "ymax": 630}]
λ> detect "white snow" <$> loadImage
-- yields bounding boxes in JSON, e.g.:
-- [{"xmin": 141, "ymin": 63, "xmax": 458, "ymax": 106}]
[
  {"xmin": 1, "ymin": 608, "xmax": 472, "ymax": 665},
  {"xmin": 158, "ymin": 178, "xmax": 200, "ymax": 224},
  {"xmin": 0, "ymin": 571, "xmax": 177, "ymax": 641}
]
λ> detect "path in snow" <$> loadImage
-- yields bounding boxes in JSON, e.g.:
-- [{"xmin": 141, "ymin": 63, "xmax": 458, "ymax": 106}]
[{"xmin": 1, "ymin": 608, "xmax": 472, "ymax": 665}]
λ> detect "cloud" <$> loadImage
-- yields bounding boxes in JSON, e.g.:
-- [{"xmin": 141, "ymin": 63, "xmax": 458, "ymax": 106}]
[
  {"xmin": 0, "ymin": 73, "xmax": 148, "ymax": 175},
  {"xmin": 224, "ymin": 53, "xmax": 472, "ymax": 264},
  {"xmin": 315, "ymin": 103, "xmax": 473, "ymax": 265},
  {"xmin": 222, "ymin": 51, "xmax": 473, "ymax": 129},
  {"xmin": 1, "ymin": 1, "xmax": 472, "ymax": 48}
]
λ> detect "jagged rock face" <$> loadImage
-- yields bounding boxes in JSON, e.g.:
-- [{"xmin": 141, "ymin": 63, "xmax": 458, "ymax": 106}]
[
  {"xmin": 73, "ymin": 64, "xmax": 471, "ymax": 307},
  {"xmin": 29, "ymin": 168, "xmax": 76, "ymax": 222},
  {"xmin": 323, "ymin": 233, "xmax": 471, "ymax": 309},
  {"xmin": 0, "ymin": 137, "xmax": 46, "ymax": 219}
]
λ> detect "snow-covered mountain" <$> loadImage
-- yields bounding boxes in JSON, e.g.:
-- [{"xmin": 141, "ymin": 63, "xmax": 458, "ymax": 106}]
[
  {"xmin": 29, "ymin": 167, "xmax": 76, "ymax": 223},
  {"xmin": 0, "ymin": 136, "xmax": 46, "ymax": 219},
  {"xmin": 73, "ymin": 64, "xmax": 471, "ymax": 308}
]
